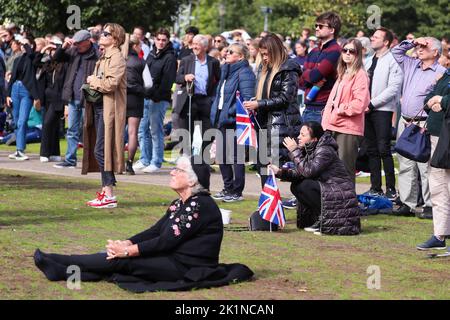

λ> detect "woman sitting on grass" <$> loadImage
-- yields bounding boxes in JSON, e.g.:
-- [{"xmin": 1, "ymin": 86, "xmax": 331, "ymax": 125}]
[
  {"xmin": 269, "ymin": 121, "xmax": 361, "ymax": 236},
  {"xmin": 34, "ymin": 156, "xmax": 253, "ymax": 293}
]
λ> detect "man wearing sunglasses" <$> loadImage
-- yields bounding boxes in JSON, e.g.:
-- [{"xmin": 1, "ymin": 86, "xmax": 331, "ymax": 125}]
[
  {"xmin": 299, "ymin": 11, "xmax": 342, "ymax": 124},
  {"xmin": 391, "ymin": 36, "xmax": 446, "ymax": 217}
]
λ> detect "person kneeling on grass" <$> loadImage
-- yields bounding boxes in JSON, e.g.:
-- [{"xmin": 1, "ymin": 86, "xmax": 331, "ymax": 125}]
[
  {"xmin": 269, "ymin": 121, "xmax": 361, "ymax": 235},
  {"xmin": 34, "ymin": 156, "xmax": 253, "ymax": 293}
]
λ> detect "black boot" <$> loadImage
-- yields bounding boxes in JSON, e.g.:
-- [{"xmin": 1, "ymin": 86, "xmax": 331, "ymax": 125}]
[{"xmin": 126, "ymin": 160, "xmax": 135, "ymax": 175}]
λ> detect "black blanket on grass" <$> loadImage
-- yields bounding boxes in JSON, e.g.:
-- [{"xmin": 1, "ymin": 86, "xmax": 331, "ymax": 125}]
[{"xmin": 108, "ymin": 263, "xmax": 254, "ymax": 293}]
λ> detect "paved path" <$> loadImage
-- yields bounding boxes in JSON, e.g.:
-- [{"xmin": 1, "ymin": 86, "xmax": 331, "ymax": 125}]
[{"xmin": 0, "ymin": 151, "xmax": 370, "ymax": 198}]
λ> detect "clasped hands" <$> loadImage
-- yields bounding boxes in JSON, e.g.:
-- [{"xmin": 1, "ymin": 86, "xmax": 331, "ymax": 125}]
[
  {"xmin": 105, "ymin": 240, "xmax": 132, "ymax": 260},
  {"xmin": 268, "ymin": 137, "xmax": 299, "ymax": 175},
  {"xmin": 427, "ymin": 95, "xmax": 443, "ymax": 113}
]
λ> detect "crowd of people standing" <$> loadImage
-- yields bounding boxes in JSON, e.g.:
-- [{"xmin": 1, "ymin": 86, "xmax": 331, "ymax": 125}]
[{"xmin": 1, "ymin": 11, "xmax": 449, "ymax": 249}]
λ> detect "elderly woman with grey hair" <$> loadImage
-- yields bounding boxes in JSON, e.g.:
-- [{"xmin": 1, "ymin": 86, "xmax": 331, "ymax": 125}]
[{"xmin": 34, "ymin": 155, "xmax": 253, "ymax": 292}]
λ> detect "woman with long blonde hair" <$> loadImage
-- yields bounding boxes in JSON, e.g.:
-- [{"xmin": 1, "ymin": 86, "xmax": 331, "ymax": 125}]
[
  {"xmin": 243, "ymin": 33, "xmax": 302, "ymax": 186},
  {"xmin": 321, "ymin": 38, "xmax": 370, "ymax": 184},
  {"xmin": 84, "ymin": 23, "xmax": 128, "ymax": 208}
]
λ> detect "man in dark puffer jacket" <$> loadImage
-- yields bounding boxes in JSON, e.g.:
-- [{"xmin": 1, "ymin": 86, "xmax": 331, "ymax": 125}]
[{"xmin": 274, "ymin": 122, "xmax": 360, "ymax": 235}]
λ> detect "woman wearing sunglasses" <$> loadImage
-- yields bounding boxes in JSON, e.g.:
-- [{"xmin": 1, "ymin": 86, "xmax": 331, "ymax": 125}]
[
  {"xmin": 321, "ymin": 38, "xmax": 370, "ymax": 184},
  {"xmin": 83, "ymin": 23, "xmax": 128, "ymax": 208},
  {"xmin": 210, "ymin": 43, "xmax": 256, "ymax": 202}
]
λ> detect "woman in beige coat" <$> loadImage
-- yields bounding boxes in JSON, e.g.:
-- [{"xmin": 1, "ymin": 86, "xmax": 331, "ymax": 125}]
[{"xmin": 84, "ymin": 23, "xmax": 127, "ymax": 208}]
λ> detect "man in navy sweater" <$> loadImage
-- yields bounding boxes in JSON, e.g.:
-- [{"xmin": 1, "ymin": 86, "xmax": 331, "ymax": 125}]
[{"xmin": 299, "ymin": 12, "xmax": 342, "ymax": 123}]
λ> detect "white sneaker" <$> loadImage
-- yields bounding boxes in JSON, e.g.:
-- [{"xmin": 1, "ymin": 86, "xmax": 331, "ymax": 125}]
[
  {"xmin": 86, "ymin": 192, "xmax": 118, "ymax": 209},
  {"xmin": 14, "ymin": 151, "xmax": 29, "ymax": 161},
  {"xmin": 313, "ymin": 231, "xmax": 323, "ymax": 236},
  {"xmin": 132, "ymin": 160, "xmax": 147, "ymax": 171},
  {"xmin": 49, "ymin": 156, "xmax": 62, "ymax": 162},
  {"xmin": 40, "ymin": 156, "xmax": 49, "ymax": 163},
  {"xmin": 143, "ymin": 164, "xmax": 160, "ymax": 173},
  {"xmin": 8, "ymin": 152, "xmax": 17, "ymax": 159},
  {"xmin": 356, "ymin": 171, "xmax": 370, "ymax": 178}
]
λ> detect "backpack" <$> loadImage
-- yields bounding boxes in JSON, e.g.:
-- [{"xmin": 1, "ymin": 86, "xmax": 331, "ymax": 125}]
[
  {"xmin": 357, "ymin": 193, "xmax": 393, "ymax": 215},
  {"xmin": 248, "ymin": 211, "xmax": 279, "ymax": 231}
]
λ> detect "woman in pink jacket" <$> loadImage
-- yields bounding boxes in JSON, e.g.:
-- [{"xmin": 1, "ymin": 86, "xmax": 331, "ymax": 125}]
[{"xmin": 321, "ymin": 38, "xmax": 370, "ymax": 184}]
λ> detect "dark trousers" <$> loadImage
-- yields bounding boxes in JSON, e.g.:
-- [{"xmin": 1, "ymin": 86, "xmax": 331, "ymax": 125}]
[
  {"xmin": 40, "ymin": 104, "xmax": 63, "ymax": 157},
  {"xmin": 93, "ymin": 104, "xmax": 116, "ymax": 187},
  {"xmin": 179, "ymin": 95, "xmax": 212, "ymax": 153},
  {"xmin": 39, "ymin": 251, "xmax": 186, "ymax": 282},
  {"xmin": 216, "ymin": 126, "xmax": 245, "ymax": 195},
  {"xmin": 291, "ymin": 179, "xmax": 321, "ymax": 218},
  {"xmin": 364, "ymin": 111, "xmax": 396, "ymax": 191}
]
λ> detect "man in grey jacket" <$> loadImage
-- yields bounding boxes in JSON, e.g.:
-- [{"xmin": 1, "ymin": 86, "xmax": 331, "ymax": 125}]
[{"xmin": 364, "ymin": 27, "xmax": 403, "ymax": 199}]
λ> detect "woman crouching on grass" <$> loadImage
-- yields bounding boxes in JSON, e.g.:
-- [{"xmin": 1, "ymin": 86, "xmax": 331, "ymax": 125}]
[
  {"xmin": 83, "ymin": 23, "xmax": 127, "ymax": 208},
  {"xmin": 269, "ymin": 121, "xmax": 361, "ymax": 235},
  {"xmin": 34, "ymin": 156, "xmax": 253, "ymax": 293}
]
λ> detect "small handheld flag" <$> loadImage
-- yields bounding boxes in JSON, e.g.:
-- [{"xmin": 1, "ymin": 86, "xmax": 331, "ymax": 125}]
[
  {"xmin": 235, "ymin": 91, "xmax": 258, "ymax": 149},
  {"xmin": 258, "ymin": 169, "xmax": 286, "ymax": 228}
]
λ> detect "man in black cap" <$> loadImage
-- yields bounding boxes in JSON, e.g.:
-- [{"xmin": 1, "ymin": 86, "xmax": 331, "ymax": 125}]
[
  {"xmin": 53, "ymin": 30, "xmax": 99, "ymax": 169},
  {"xmin": 178, "ymin": 26, "xmax": 199, "ymax": 61}
]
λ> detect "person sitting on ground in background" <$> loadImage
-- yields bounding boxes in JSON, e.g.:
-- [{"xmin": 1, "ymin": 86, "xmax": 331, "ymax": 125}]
[
  {"xmin": 270, "ymin": 121, "xmax": 361, "ymax": 236},
  {"xmin": 0, "ymin": 105, "xmax": 42, "ymax": 145}
]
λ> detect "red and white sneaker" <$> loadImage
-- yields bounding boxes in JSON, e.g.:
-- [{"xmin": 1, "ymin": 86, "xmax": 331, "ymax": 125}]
[{"xmin": 86, "ymin": 192, "xmax": 117, "ymax": 209}]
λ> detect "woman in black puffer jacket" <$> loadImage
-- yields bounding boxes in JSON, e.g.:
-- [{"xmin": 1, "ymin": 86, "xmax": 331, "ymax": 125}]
[
  {"xmin": 271, "ymin": 121, "xmax": 360, "ymax": 236},
  {"xmin": 243, "ymin": 33, "xmax": 301, "ymax": 186}
]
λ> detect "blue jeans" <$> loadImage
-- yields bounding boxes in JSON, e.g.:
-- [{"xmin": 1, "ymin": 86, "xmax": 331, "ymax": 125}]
[
  {"xmin": 11, "ymin": 81, "xmax": 33, "ymax": 152},
  {"xmin": 138, "ymin": 99, "xmax": 151, "ymax": 166},
  {"xmin": 302, "ymin": 107, "xmax": 323, "ymax": 124},
  {"xmin": 148, "ymin": 100, "xmax": 169, "ymax": 168},
  {"xmin": 0, "ymin": 127, "xmax": 41, "ymax": 144},
  {"xmin": 64, "ymin": 100, "xmax": 83, "ymax": 165}
]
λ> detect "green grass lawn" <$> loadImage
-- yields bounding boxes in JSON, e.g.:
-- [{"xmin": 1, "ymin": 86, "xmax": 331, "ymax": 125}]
[{"xmin": 0, "ymin": 169, "xmax": 448, "ymax": 300}]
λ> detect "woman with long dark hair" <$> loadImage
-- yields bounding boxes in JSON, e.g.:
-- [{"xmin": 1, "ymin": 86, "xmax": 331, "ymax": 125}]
[
  {"xmin": 270, "ymin": 121, "xmax": 361, "ymax": 235},
  {"xmin": 243, "ymin": 33, "xmax": 302, "ymax": 185}
]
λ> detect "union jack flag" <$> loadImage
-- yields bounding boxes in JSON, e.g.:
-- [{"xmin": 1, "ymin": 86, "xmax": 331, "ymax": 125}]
[
  {"xmin": 235, "ymin": 91, "xmax": 258, "ymax": 148},
  {"xmin": 258, "ymin": 170, "xmax": 286, "ymax": 228}
]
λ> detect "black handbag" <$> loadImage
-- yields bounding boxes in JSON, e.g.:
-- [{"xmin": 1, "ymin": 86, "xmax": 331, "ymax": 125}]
[
  {"xmin": 81, "ymin": 83, "xmax": 103, "ymax": 104},
  {"xmin": 248, "ymin": 211, "xmax": 279, "ymax": 231},
  {"xmin": 394, "ymin": 107, "xmax": 431, "ymax": 163},
  {"xmin": 430, "ymin": 105, "xmax": 450, "ymax": 169}
]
